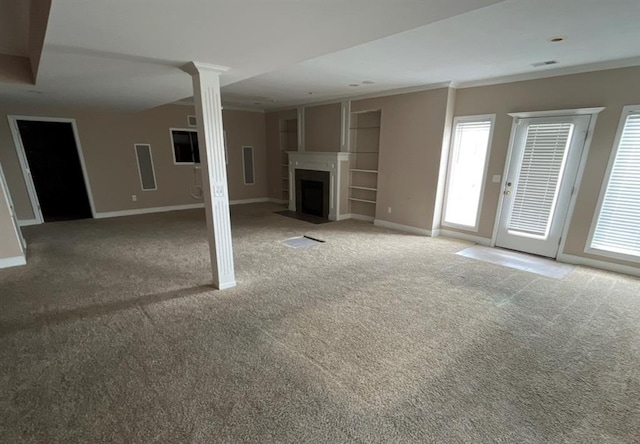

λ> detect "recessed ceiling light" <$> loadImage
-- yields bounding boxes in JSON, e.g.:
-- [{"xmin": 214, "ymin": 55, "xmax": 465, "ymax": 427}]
[
  {"xmin": 362, "ymin": 80, "xmax": 375, "ymax": 85},
  {"xmin": 549, "ymin": 35, "xmax": 566, "ymax": 43},
  {"xmin": 348, "ymin": 83, "xmax": 359, "ymax": 87}
]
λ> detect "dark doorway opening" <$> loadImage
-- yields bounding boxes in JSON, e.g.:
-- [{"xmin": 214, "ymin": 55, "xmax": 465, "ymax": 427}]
[{"xmin": 17, "ymin": 120, "xmax": 92, "ymax": 222}]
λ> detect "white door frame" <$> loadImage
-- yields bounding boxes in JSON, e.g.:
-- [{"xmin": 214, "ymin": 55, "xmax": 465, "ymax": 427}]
[
  {"xmin": 0, "ymin": 161, "xmax": 26, "ymax": 252},
  {"xmin": 490, "ymin": 107, "xmax": 604, "ymax": 254},
  {"xmin": 7, "ymin": 116, "xmax": 97, "ymax": 224}
]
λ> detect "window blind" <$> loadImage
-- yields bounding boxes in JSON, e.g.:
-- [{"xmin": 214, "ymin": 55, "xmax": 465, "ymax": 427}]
[
  {"xmin": 591, "ymin": 113, "xmax": 640, "ymax": 257},
  {"xmin": 508, "ymin": 123, "xmax": 574, "ymax": 237},
  {"xmin": 443, "ymin": 120, "xmax": 492, "ymax": 228}
]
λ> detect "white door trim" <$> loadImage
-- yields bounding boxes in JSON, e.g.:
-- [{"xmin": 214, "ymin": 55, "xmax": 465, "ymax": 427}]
[
  {"xmin": 491, "ymin": 107, "xmax": 605, "ymax": 254},
  {"xmin": 7, "ymin": 116, "xmax": 97, "ymax": 222},
  {"xmin": 0, "ymin": 162, "xmax": 26, "ymax": 252}
]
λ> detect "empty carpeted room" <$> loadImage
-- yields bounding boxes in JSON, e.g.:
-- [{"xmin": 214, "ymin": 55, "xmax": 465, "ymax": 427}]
[{"xmin": 1, "ymin": 1, "xmax": 640, "ymax": 443}]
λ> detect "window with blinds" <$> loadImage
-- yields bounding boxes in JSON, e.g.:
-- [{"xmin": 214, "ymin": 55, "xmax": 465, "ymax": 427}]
[
  {"xmin": 590, "ymin": 110, "xmax": 640, "ymax": 258},
  {"xmin": 508, "ymin": 122, "xmax": 574, "ymax": 238},
  {"xmin": 443, "ymin": 117, "xmax": 493, "ymax": 230}
]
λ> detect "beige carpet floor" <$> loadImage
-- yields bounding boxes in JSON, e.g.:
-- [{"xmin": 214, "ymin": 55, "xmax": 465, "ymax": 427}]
[{"xmin": 1, "ymin": 203, "xmax": 639, "ymax": 443}]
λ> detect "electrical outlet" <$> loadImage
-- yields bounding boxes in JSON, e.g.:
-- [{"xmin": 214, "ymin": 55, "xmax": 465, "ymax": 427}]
[
  {"xmin": 387, "ymin": 207, "xmax": 392, "ymax": 214},
  {"xmin": 131, "ymin": 194, "xmax": 137, "ymax": 202},
  {"xmin": 492, "ymin": 175, "xmax": 501, "ymax": 183}
]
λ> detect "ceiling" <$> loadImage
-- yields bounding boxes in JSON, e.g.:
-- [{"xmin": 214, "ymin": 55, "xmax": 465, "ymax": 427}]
[{"xmin": 0, "ymin": 0, "xmax": 639, "ymax": 111}]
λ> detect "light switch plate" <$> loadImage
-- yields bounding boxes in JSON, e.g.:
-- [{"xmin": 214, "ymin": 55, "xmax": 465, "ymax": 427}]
[{"xmin": 492, "ymin": 175, "xmax": 501, "ymax": 183}]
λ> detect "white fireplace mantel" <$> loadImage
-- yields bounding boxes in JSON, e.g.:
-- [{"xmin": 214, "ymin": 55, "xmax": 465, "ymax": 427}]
[{"xmin": 287, "ymin": 151, "xmax": 350, "ymax": 220}]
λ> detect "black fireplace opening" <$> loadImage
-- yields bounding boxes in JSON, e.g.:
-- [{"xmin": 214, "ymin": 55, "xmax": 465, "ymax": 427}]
[
  {"xmin": 295, "ymin": 169, "xmax": 330, "ymax": 220},
  {"xmin": 300, "ymin": 180, "xmax": 324, "ymax": 217}
]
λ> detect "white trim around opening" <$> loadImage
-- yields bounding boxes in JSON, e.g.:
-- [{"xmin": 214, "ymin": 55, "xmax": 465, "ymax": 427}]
[{"xmin": 7, "ymin": 115, "xmax": 98, "ymax": 224}]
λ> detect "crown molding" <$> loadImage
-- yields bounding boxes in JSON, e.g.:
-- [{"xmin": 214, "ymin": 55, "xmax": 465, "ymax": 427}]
[
  {"xmin": 456, "ymin": 57, "xmax": 640, "ymax": 89},
  {"xmin": 268, "ymin": 81, "xmax": 453, "ymax": 113}
]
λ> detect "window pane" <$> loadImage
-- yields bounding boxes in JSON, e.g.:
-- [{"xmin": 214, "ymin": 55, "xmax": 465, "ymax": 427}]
[
  {"xmin": 243, "ymin": 146, "xmax": 254, "ymax": 184},
  {"xmin": 172, "ymin": 130, "xmax": 198, "ymax": 163},
  {"xmin": 591, "ymin": 113, "xmax": 640, "ymax": 257},
  {"xmin": 443, "ymin": 120, "xmax": 492, "ymax": 228},
  {"xmin": 190, "ymin": 132, "xmax": 200, "ymax": 163},
  {"xmin": 134, "ymin": 144, "xmax": 156, "ymax": 190},
  {"xmin": 508, "ymin": 123, "xmax": 573, "ymax": 238}
]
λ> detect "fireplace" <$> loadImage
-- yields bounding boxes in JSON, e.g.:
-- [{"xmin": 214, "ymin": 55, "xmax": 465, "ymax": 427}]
[
  {"xmin": 295, "ymin": 169, "xmax": 330, "ymax": 219},
  {"xmin": 287, "ymin": 151, "xmax": 350, "ymax": 221}
]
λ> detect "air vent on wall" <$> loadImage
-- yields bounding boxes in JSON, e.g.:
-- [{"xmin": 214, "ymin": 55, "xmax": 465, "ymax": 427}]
[
  {"xmin": 532, "ymin": 60, "xmax": 558, "ymax": 68},
  {"xmin": 187, "ymin": 115, "xmax": 197, "ymax": 127}
]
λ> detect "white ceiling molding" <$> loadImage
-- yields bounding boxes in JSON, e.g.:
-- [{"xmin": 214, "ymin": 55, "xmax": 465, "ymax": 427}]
[{"xmin": 457, "ymin": 57, "xmax": 640, "ymax": 90}]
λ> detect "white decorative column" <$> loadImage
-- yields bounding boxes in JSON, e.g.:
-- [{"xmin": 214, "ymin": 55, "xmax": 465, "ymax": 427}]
[{"xmin": 182, "ymin": 62, "xmax": 235, "ymax": 290}]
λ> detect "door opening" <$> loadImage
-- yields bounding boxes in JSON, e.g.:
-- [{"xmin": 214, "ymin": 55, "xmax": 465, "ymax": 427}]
[
  {"xmin": 13, "ymin": 119, "xmax": 93, "ymax": 222},
  {"xmin": 495, "ymin": 114, "xmax": 591, "ymax": 258}
]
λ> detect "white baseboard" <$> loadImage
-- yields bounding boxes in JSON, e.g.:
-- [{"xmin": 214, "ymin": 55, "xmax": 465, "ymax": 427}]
[
  {"xmin": 18, "ymin": 218, "xmax": 40, "ymax": 227},
  {"xmin": 439, "ymin": 229, "xmax": 492, "ymax": 246},
  {"xmin": 94, "ymin": 198, "xmax": 276, "ymax": 219},
  {"xmin": 349, "ymin": 214, "xmax": 375, "ymax": 222},
  {"xmin": 0, "ymin": 255, "xmax": 26, "ymax": 269},
  {"xmin": 95, "ymin": 203, "xmax": 205, "ymax": 219},
  {"xmin": 374, "ymin": 219, "xmax": 432, "ymax": 236},
  {"xmin": 269, "ymin": 198, "xmax": 288, "ymax": 205},
  {"xmin": 229, "ymin": 197, "xmax": 270, "ymax": 205},
  {"xmin": 557, "ymin": 253, "xmax": 640, "ymax": 278}
]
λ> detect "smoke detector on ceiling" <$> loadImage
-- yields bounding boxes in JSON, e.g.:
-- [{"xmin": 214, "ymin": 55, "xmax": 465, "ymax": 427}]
[
  {"xmin": 532, "ymin": 60, "xmax": 558, "ymax": 68},
  {"xmin": 549, "ymin": 35, "xmax": 567, "ymax": 43}
]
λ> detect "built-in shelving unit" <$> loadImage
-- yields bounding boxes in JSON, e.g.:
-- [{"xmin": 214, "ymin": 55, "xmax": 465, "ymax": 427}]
[
  {"xmin": 279, "ymin": 118, "xmax": 298, "ymax": 201},
  {"xmin": 348, "ymin": 110, "xmax": 381, "ymax": 219}
]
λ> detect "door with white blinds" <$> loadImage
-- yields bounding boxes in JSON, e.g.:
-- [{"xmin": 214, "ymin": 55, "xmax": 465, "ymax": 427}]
[{"xmin": 496, "ymin": 115, "xmax": 590, "ymax": 257}]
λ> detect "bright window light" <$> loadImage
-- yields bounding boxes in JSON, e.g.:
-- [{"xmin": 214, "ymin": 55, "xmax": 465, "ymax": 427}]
[
  {"xmin": 590, "ymin": 110, "xmax": 640, "ymax": 259},
  {"xmin": 443, "ymin": 118, "xmax": 493, "ymax": 230}
]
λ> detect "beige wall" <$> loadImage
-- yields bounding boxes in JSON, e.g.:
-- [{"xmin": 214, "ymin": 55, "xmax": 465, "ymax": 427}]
[
  {"xmin": 0, "ymin": 104, "xmax": 268, "ymax": 220},
  {"xmin": 352, "ymin": 88, "xmax": 451, "ymax": 230},
  {"xmin": 0, "ymin": 168, "xmax": 23, "ymax": 261},
  {"xmin": 265, "ymin": 108, "xmax": 297, "ymax": 200},
  {"xmin": 304, "ymin": 103, "xmax": 341, "ymax": 152},
  {"xmin": 453, "ymin": 66, "xmax": 640, "ymax": 267},
  {"xmin": 222, "ymin": 109, "xmax": 268, "ymax": 201}
]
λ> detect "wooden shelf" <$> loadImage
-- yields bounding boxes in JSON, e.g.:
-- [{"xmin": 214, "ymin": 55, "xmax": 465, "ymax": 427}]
[
  {"xmin": 349, "ymin": 169, "xmax": 378, "ymax": 173},
  {"xmin": 349, "ymin": 186, "xmax": 377, "ymax": 191},
  {"xmin": 349, "ymin": 197, "xmax": 376, "ymax": 204}
]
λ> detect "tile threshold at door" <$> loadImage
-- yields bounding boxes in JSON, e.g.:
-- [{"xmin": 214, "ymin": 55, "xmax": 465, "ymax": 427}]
[{"xmin": 456, "ymin": 245, "xmax": 574, "ymax": 279}]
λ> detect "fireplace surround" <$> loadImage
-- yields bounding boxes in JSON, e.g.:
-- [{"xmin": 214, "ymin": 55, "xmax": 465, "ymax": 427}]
[{"xmin": 287, "ymin": 151, "xmax": 350, "ymax": 221}]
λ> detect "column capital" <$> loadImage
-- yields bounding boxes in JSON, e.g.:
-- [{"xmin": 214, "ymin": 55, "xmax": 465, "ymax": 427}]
[{"xmin": 181, "ymin": 61, "xmax": 229, "ymax": 76}]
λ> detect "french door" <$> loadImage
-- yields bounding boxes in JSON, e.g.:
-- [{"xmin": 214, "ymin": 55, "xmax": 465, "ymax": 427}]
[{"xmin": 495, "ymin": 114, "xmax": 590, "ymax": 258}]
